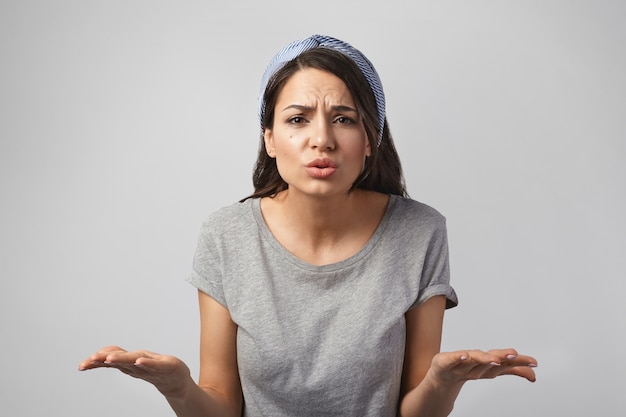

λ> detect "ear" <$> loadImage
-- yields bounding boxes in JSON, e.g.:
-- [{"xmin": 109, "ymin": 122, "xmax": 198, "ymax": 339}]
[
  {"xmin": 365, "ymin": 138, "xmax": 372, "ymax": 157},
  {"xmin": 264, "ymin": 128, "xmax": 276, "ymax": 158}
]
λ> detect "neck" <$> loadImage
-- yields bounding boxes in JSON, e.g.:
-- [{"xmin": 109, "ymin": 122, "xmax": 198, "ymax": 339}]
[
  {"xmin": 277, "ymin": 189, "xmax": 361, "ymax": 238},
  {"xmin": 260, "ymin": 188, "xmax": 389, "ymax": 266}
]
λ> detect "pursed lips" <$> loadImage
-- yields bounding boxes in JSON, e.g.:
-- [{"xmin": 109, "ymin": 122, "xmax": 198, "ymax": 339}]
[
  {"xmin": 305, "ymin": 158, "xmax": 338, "ymax": 178},
  {"xmin": 306, "ymin": 158, "xmax": 337, "ymax": 169}
]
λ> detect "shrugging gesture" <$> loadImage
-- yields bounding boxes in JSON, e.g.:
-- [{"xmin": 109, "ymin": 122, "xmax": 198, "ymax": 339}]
[{"xmin": 80, "ymin": 34, "xmax": 537, "ymax": 417}]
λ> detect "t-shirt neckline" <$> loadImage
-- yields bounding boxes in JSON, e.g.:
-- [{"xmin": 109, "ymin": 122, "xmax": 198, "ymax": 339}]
[{"xmin": 250, "ymin": 194, "xmax": 399, "ymax": 272}]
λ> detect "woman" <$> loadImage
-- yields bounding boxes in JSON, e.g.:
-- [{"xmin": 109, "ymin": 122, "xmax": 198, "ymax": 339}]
[{"xmin": 79, "ymin": 34, "xmax": 537, "ymax": 417}]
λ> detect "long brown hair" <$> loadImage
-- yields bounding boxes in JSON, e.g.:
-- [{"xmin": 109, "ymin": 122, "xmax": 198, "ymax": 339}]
[{"xmin": 241, "ymin": 48, "xmax": 407, "ymax": 201}]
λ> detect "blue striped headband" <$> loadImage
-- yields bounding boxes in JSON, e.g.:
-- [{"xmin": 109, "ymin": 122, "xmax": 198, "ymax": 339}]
[{"xmin": 258, "ymin": 34, "xmax": 386, "ymax": 147}]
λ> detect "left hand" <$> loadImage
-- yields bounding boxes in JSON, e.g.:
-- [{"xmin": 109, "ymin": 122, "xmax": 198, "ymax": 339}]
[{"xmin": 428, "ymin": 348, "xmax": 538, "ymax": 386}]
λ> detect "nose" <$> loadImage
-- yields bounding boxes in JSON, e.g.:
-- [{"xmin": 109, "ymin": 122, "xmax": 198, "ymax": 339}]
[{"xmin": 309, "ymin": 118, "xmax": 335, "ymax": 151}]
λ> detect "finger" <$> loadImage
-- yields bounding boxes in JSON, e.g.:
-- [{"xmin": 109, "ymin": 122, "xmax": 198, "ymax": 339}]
[
  {"xmin": 91, "ymin": 346, "xmax": 129, "ymax": 363},
  {"xmin": 133, "ymin": 355, "xmax": 178, "ymax": 373},
  {"xmin": 433, "ymin": 351, "xmax": 474, "ymax": 370},
  {"xmin": 494, "ymin": 350, "xmax": 538, "ymax": 369},
  {"xmin": 478, "ymin": 353, "xmax": 537, "ymax": 382},
  {"xmin": 502, "ymin": 365, "xmax": 537, "ymax": 382},
  {"xmin": 78, "ymin": 346, "xmax": 128, "ymax": 370},
  {"xmin": 437, "ymin": 351, "xmax": 491, "ymax": 379},
  {"xmin": 461, "ymin": 350, "xmax": 503, "ymax": 366},
  {"xmin": 485, "ymin": 349, "xmax": 538, "ymax": 367},
  {"xmin": 487, "ymin": 348, "xmax": 519, "ymax": 363},
  {"xmin": 78, "ymin": 359, "xmax": 101, "ymax": 371},
  {"xmin": 102, "ymin": 350, "xmax": 155, "ymax": 366},
  {"xmin": 500, "ymin": 356, "xmax": 538, "ymax": 381}
]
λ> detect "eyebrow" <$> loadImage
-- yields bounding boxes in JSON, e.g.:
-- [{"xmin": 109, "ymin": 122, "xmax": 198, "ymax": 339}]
[{"xmin": 281, "ymin": 104, "xmax": 358, "ymax": 113}]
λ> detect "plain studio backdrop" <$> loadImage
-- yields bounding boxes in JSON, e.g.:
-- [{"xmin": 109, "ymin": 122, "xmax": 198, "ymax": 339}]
[{"xmin": 1, "ymin": 1, "xmax": 624, "ymax": 416}]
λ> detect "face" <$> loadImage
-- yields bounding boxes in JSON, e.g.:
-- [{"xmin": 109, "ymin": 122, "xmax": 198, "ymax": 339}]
[{"xmin": 264, "ymin": 67, "xmax": 371, "ymax": 198}]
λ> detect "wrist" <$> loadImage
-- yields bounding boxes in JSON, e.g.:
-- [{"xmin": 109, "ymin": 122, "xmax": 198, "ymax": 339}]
[
  {"xmin": 160, "ymin": 372, "xmax": 195, "ymax": 401},
  {"xmin": 423, "ymin": 367, "xmax": 466, "ymax": 394},
  {"xmin": 399, "ymin": 369, "xmax": 466, "ymax": 417}
]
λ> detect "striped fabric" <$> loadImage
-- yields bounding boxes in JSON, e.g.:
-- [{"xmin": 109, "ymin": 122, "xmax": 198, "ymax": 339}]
[{"xmin": 258, "ymin": 34, "xmax": 386, "ymax": 147}]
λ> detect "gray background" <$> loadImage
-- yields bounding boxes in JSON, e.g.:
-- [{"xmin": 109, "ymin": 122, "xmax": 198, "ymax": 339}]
[{"xmin": 1, "ymin": 0, "xmax": 624, "ymax": 415}]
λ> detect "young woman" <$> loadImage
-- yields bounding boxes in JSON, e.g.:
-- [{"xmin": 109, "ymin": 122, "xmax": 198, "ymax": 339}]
[{"xmin": 79, "ymin": 34, "xmax": 537, "ymax": 417}]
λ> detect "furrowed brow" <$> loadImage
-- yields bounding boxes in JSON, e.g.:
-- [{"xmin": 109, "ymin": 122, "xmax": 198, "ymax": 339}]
[
  {"xmin": 281, "ymin": 104, "xmax": 314, "ymax": 112},
  {"xmin": 331, "ymin": 105, "xmax": 358, "ymax": 113},
  {"xmin": 281, "ymin": 104, "xmax": 358, "ymax": 113}
]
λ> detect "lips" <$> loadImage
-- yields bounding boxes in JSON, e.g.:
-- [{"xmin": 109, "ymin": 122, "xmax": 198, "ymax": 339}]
[
  {"xmin": 305, "ymin": 158, "xmax": 337, "ymax": 178},
  {"xmin": 306, "ymin": 158, "xmax": 337, "ymax": 169}
]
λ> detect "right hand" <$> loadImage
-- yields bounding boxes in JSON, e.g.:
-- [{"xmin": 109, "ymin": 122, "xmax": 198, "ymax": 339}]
[{"xmin": 78, "ymin": 345, "xmax": 192, "ymax": 398}]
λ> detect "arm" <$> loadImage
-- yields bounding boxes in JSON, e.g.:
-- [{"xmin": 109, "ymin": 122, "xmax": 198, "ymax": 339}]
[
  {"xmin": 399, "ymin": 296, "xmax": 538, "ymax": 417},
  {"xmin": 163, "ymin": 290, "xmax": 242, "ymax": 416},
  {"xmin": 78, "ymin": 290, "xmax": 242, "ymax": 417},
  {"xmin": 399, "ymin": 295, "xmax": 455, "ymax": 417}
]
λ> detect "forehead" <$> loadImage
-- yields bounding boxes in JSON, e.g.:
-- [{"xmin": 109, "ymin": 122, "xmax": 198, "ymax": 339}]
[{"xmin": 276, "ymin": 67, "xmax": 355, "ymax": 105}]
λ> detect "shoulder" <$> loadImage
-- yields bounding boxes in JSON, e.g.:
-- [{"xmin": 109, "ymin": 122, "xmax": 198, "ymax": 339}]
[
  {"xmin": 389, "ymin": 196, "xmax": 447, "ymax": 230},
  {"xmin": 199, "ymin": 199, "xmax": 258, "ymax": 237}
]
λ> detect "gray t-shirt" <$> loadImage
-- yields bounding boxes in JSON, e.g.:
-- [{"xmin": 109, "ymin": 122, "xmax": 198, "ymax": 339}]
[{"xmin": 187, "ymin": 195, "xmax": 458, "ymax": 417}]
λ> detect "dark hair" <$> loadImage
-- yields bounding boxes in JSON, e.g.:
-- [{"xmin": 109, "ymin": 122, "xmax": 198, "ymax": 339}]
[{"xmin": 241, "ymin": 48, "xmax": 407, "ymax": 201}]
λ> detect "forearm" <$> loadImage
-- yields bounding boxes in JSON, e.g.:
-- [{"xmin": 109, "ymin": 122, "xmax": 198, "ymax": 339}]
[
  {"xmin": 164, "ymin": 377, "xmax": 241, "ymax": 417},
  {"xmin": 399, "ymin": 369, "xmax": 465, "ymax": 417}
]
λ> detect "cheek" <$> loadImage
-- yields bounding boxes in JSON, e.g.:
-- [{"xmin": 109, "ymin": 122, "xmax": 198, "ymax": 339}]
[
  {"xmin": 274, "ymin": 133, "xmax": 303, "ymax": 156},
  {"xmin": 348, "ymin": 139, "xmax": 370, "ymax": 160},
  {"xmin": 273, "ymin": 142, "xmax": 299, "ymax": 174}
]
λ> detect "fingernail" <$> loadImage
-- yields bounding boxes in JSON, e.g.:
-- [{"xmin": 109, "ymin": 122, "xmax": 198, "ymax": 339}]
[
  {"xmin": 528, "ymin": 363, "xmax": 538, "ymax": 367},
  {"xmin": 134, "ymin": 362, "xmax": 145, "ymax": 368},
  {"xmin": 506, "ymin": 354, "xmax": 517, "ymax": 360},
  {"xmin": 460, "ymin": 355, "xmax": 468, "ymax": 361},
  {"xmin": 490, "ymin": 361, "xmax": 501, "ymax": 366}
]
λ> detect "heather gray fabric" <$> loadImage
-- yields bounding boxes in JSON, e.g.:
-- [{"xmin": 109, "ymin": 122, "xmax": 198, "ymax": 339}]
[{"xmin": 187, "ymin": 195, "xmax": 457, "ymax": 416}]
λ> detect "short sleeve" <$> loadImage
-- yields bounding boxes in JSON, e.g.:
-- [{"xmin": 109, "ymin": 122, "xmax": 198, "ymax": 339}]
[
  {"xmin": 413, "ymin": 218, "xmax": 458, "ymax": 309},
  {"xmin": 185, "ymin": 222, "xmax": 228, "ymax": 307}
]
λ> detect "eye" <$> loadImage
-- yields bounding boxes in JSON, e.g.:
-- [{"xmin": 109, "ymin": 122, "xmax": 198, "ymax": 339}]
[
  {"xmin": 334, "ymin": 116, "xmax": 356, "ymax": 125},
  {"xmin": 287, "ymin": 116, "xmax": 306, "ymax": 124}
]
